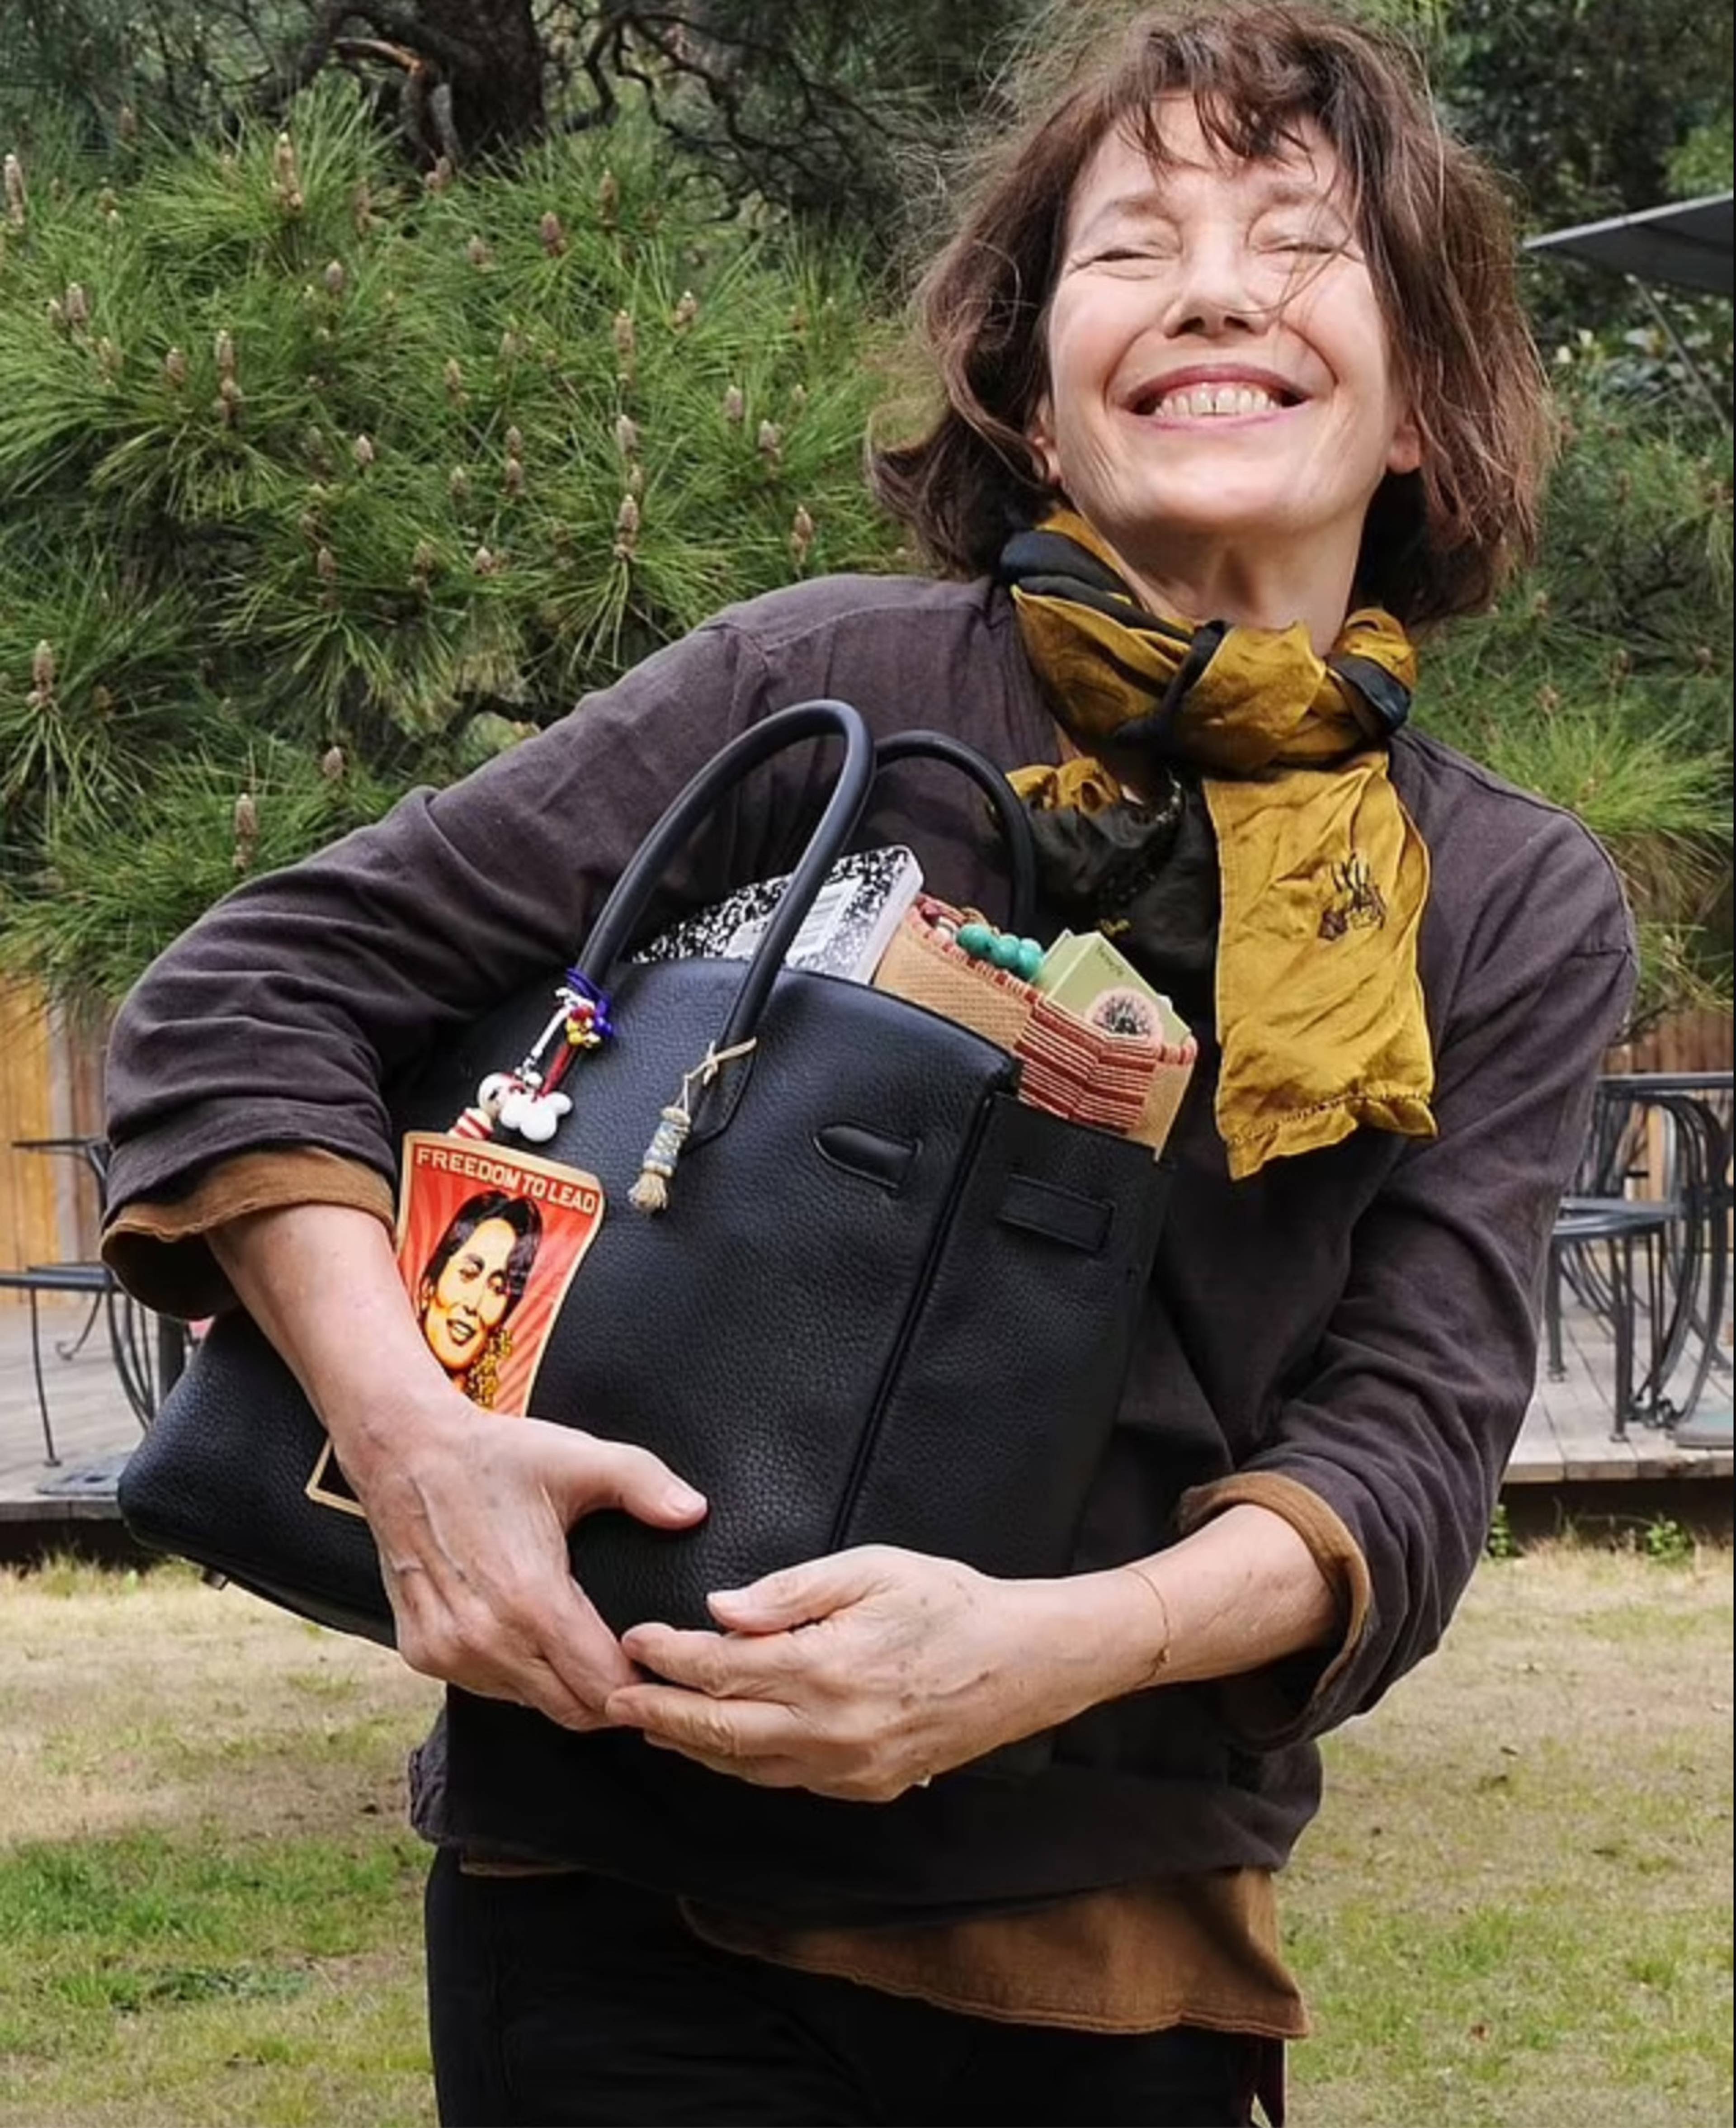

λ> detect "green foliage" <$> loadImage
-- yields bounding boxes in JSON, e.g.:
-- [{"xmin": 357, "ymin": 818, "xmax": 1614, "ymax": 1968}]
[
  {"xmin": 569, "ymin": 0, "xmax": 1036, "ymax": 244},
  {"xmin": 1668, "ymin": 111, "xmax": 1735, "ymax": 203},
  {"xmin": 1418, "ymin": 369, "xmax": 1733, "ymax": 1029},
  {"xmin": 0, "ymin": 0, "xmax": 1036, "ymax": 251},
  {"xmin": 1638, "ymin": 1515, "xmax": 1696, "ymax": 1568},
  {"xmin": 1437, "ymin": 0, "xmax": 1731, "ymax": 232},
  {"xmin": 1435, "ymin": 0, "xmax": 1733, "ymax": 408},
  {"xmin": 1485, "ymin": 1502, "xmax": 1519, "ymax": 1561},
  {"xmin": 0, "ymin": 80, "xmax": 901, "ymax": 999}
]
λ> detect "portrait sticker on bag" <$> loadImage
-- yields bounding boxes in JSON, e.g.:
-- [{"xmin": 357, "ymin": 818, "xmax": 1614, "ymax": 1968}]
[{"xmin": 305, "ymin": 1133, "xmax": 606, "ymax": 1517}]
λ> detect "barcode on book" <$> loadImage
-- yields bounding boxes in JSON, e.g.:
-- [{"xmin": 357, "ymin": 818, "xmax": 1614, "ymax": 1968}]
[
  {"xmin": 729, "ymin": 874, "xmax": 858, "ymax": 962},
  {"xmin": 634, "ymin": 846, "xmax": 924, "ymax": 984}
]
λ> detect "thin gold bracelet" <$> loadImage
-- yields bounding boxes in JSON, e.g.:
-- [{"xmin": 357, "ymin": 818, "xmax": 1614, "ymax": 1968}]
[{"xmin": 1119, "ymin": 1561, "xmax": 1175, "ymax": 1688}]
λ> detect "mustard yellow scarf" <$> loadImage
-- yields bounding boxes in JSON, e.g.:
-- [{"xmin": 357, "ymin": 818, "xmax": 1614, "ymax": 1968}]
[{"xmin": 1003, "ymin": 510, "xmax": 1435, "ymax": 1180}]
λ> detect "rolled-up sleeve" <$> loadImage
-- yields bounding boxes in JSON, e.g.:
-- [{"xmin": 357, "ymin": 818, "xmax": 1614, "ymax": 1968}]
[
  {"xmin": 103, "ymin": 1149, "xmax": 395, "ymax": 1319},
  {"xmin": 1177, "ymin": 817, "xmax": 1635, "ymax": 1750},
  {"xmin": 102, "ymin": 619, "xmax": 783, "ymax": 1309}
]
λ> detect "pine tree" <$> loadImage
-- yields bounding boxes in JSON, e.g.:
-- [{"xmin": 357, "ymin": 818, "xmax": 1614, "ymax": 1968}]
[
  {"xmin": 0, "ymin": 82, "xmax": 903, "ymax": 1001},
  {"xmin": 1419, "ymin": 364, "xmax": 1732, "ymax": 1031}
]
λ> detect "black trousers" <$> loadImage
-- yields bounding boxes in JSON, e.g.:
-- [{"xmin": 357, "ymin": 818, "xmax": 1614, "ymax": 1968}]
[{"xmin": 425, "ymin": 1852, "xmax": 1281, "ymax": 2128}]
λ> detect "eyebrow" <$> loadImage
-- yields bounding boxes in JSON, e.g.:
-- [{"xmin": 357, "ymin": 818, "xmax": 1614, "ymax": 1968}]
[{"xmin": 1071, "ymin": 176, "xmax": 1348, "ymax": 248}]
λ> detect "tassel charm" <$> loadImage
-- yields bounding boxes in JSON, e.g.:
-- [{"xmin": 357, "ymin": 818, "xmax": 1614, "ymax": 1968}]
[
  {"xmin": 630, "ymin": 1038, "xmax": 758, "ymax": 1216},
  {"xmin": 629, "ymin": 1104, "xmax": 691, "ymax": 1214}
]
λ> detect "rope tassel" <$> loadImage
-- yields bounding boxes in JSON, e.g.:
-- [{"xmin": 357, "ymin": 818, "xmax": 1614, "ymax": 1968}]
[
  {"xmin": 631, "ymin": 1039, "xmax": 757, "ymax": 1215},
  {"xmin": 629, "ymin": 1104, "xmax": 691, "ymax": 1214}
]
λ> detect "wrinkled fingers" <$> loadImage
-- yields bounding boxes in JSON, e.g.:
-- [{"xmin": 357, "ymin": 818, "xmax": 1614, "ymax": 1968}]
[
  {"xmin": 605, "ymin": 1683, "xmax": 809, "ymax": 1760},
  {"xmin": 387, "ymin": 1571, "xmax": 631, "ymax": 1729},
  {"xmin": 619, "ymin": 1619, "xmax": 807, "ymax": 1699}
]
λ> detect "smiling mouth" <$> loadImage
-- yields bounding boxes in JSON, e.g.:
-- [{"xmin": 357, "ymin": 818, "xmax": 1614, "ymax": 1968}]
[
  {"xmin": 1130, "ymin": 383, "xmax": 1303, "ymax": 420},
  {"xmin": 446, "ymin": 1318, "xmax": 477, "ymax": 1346}
]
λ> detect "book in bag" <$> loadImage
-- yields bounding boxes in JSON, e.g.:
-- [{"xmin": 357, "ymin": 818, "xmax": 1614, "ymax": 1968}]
[{"xmin": 634, "ymin": 846, "xmax": 924, "ymax": 984}]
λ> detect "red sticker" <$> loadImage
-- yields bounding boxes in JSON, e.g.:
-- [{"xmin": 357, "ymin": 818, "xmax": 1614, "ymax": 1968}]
[{"xmin": 307, "ymin": 1132, "xmax": 605, "ymax": 1516}]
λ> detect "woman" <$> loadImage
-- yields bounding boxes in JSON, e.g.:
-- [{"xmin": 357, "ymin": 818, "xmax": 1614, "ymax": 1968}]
[
  {"xmin": 415, "ymin": 1191, "xmax": 542, "ymax": 1409},
  {"xmin": 102, "ymin": 6, "xmax": 1634, "ymax": 2123}
]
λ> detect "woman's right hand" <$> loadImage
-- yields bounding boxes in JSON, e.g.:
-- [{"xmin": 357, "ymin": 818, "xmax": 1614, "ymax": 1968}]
[
  {"xmin": 344, "ymin": 1382, "xmax": 707, "ymax": 1729},
  {"xmin": 209, "ymin": 1200, "xmax": 707, "ymax": 1730}
]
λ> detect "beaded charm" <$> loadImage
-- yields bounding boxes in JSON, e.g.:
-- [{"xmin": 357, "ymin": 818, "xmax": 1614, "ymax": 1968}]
[
  {"xmin": 955, "ymin": 921, "xmax": 1044, "ymax": 984},
  {"xmin": 630, "ymin": 1104, "xmax": 692, "ymax": 1215},
  {"xmin": 449, "ymin": 974, "xmax": 615, "ymax": 1145},
  {"xmin": 449, "ymin": 1097, "xmax": 498, "ymax": 1143}
]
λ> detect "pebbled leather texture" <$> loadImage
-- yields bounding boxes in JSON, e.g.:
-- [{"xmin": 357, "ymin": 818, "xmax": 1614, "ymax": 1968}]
[
  {"xmin": 120, "ymin": 957, "xmax": 1169, "ymax": 1644},
  {"xmin": 119, "ymin": 715, "xmax": 1171, "ymax": 1669}
]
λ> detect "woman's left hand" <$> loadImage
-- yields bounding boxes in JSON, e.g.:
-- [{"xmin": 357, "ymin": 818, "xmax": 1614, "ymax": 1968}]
[{"xmin": 604, "ymin": 1546, "xmax": 1156, "ymax": 1802}]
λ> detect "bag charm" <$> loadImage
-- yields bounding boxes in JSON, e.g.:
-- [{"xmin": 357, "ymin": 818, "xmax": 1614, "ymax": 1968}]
[
  {"xmin": 630, "ymin": 1038, "xmax": 757, "ymax": 1214},
  {"xmin": 451, "ymin": 972, "xmax": 614, "ymax": 1144}
]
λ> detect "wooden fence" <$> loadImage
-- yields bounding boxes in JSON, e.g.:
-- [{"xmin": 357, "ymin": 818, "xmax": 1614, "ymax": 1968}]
[
  {"xmin": 1613, "ymin": 1007, "xmax": 1734, "ymax": 1076},
  {"xmin": 0, "ymin": 980, "xmax": 106, "ymax": 1290}
]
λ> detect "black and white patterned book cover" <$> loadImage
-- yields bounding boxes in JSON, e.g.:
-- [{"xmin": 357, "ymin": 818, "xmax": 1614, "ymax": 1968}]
[{"xmin": 633, "ymin": 846, "xmax": 924, "ymax": 983}]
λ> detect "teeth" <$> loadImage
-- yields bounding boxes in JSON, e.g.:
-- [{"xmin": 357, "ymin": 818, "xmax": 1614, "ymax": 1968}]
[{"xmin": 1150, "ymin": 384, "xmax": 1282, "ymax": 419}]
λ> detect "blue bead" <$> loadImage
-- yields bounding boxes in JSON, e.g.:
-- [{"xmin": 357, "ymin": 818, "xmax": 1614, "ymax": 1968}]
[
  {"xmin": 1014, "ymin": 940, "xmax": 1044, "ymax": 981},
  {"xmin": 956, "ymin": 923, "xmax": 994, "ymax": 958},
  {"xmin": 987, "ymin": 932, "xmax": 1023, "ymax": 970}
]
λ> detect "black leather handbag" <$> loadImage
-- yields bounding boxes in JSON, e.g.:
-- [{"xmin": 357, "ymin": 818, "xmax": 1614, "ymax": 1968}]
[{"xmin": 118, "ymin": 702, "xmax": 1171, "ymax": 1643}]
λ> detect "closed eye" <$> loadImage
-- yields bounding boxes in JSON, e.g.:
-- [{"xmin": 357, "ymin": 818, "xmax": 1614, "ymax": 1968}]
[
  {"xmin": 1085, "ymin": 247, "xmax": 1173, "ymax": 267},
  {"xmin": 1261, "ymin": 232, "xmax": 1340, "ymax": 254}
]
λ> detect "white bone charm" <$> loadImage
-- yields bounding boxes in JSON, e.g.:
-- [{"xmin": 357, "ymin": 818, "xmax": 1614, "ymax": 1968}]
[{"xmin": 496, "ymin": 1082, "xmax": 573, "ymax": 1144}]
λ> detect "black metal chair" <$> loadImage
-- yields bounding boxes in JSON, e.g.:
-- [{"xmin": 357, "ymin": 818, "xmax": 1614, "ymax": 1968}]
[
  {"xmin": 3, "ymin": 1135, "xmax": 179, "ymax": 1462},
  {"xmin": 1546, "ymin": 1201, "xmax": 1675, "ymax": 1440},
  {"xmin": 1548, "ymin": 1073, "xmax": 1733, "ymax": 1440}
]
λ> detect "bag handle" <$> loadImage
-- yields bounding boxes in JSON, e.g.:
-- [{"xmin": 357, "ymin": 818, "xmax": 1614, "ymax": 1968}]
[
  {"xmin": 577, "ymin": 700, "xmax": 876, "ymax": 1057},
  {"xmin": 575, "ymin": 704, "xmax": 1044, "ymax": 1209},
  {"xmin": 876, "ymin": 729, "xmax": 1038, "ymax": 938}
]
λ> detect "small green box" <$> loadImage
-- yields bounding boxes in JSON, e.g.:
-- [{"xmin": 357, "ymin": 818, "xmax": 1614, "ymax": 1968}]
[{"xmin": 1034, "ymin": 930, "xmax": 1188, "ymax": 1044}]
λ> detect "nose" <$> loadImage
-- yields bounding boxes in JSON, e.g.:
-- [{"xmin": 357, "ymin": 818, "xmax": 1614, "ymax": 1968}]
[{"xmin": 1158, "ymin": 232, "xmax": 1262, "ymax": 339}]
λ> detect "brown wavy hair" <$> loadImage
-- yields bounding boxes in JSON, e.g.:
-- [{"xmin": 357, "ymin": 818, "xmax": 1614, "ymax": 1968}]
[{"xmin": 870, "ymin": 0, "xmax": 1552, "ymax": 627}]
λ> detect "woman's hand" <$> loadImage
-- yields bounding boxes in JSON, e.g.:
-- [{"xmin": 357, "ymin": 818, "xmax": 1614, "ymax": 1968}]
[
  {"xmin": 604, "ymin": 1545, "xmax": 1161, "ymax": 1802},
  {"xmin": 208, "ymin": 1201, "xmax": 707, "ymax": 1733},
  {"xmin": 354, "ymin": 1384, "xmax": 707, "ymax": 1733}
]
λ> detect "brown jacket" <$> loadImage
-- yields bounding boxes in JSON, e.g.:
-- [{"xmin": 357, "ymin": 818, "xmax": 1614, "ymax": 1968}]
[{"xmin": 105, "ymin": 572, "xmax": 1633, "ymax": 1922}]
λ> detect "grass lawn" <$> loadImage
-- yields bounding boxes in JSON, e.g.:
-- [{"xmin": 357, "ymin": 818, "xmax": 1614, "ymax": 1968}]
[
  {"xmin": 0, "ymin": 1561, "xmax": 439, "ymax": 2128},
  {"xmin": 1289, "ymin": 1543, "xmax": 1733, "ymax": 2128},
  {"xmin": 0, "ymin": 1543, "xmax": 1730, "ymax": 2127}
]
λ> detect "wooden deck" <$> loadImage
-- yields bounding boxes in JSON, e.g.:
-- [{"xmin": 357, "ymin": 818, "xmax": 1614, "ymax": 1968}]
[
  {"xmin": 0, "ymin": 1298, "xmax": 151, "ymax": 1525},
  {"xmin": 3, "ymin": 1282, "xmax": 1729, "ymax": 1534},
  {"xmin": 1512, "ymin": 1287, "xmax": 1732, "ymax": 1483}
]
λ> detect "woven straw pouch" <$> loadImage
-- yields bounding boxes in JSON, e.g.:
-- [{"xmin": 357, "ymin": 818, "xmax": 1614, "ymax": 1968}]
[
  {"xmin": 872, "ymin": 904, "xmax": 1037, "ymax": 1053},
  {"xmin": 873, "ymin": 903, "xmax": 1193, "ymax": 1153}
]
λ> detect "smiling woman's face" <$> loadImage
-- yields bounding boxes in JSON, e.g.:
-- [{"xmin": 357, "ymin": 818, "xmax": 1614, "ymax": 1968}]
[
  {"xmin": 1032, "ymin": 98, "xmax": 1421, "ymax": 597},
  {"xmin": 420, "ymin": 1216, "xmax": 519, "ymax": 1376}
]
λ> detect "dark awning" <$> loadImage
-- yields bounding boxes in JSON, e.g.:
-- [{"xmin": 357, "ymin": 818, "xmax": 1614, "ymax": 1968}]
[{"xmin": 1525, "ymin": 193, "xmax": 1733, "ymax": 298}]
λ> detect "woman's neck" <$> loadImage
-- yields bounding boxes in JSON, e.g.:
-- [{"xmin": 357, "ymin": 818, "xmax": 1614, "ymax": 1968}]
[{"xmin": 1098, "ymin": 527, "xmax": 1359, "ymax": 656}]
